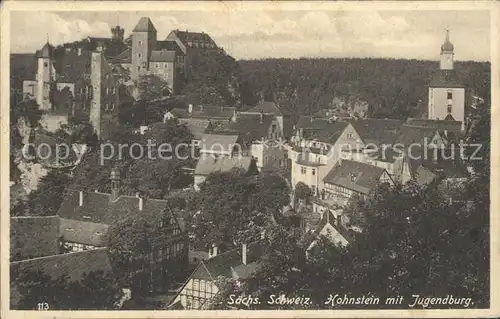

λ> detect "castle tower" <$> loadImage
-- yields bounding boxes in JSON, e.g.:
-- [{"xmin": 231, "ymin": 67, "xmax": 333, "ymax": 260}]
[
  {"xmin": 440, "ymin": 29, "xmax": 454, "ymax": 70},
  {"xmin": 90, "ymin": 52, "xmax": 104, "ymax": 139},
  {"xmin": 111, "ymin": 25, "xmax": 125, "ymax": 42},
  {"xmin": 131, "ymin": 17, "xmax": 157, "ymax": 81},
  {"xmin": 36, "ymin": 42, "xmax": 55, "ymax": 110},
  {"xmin": 428, "ymin": 30, "xmax": 465, "ymax": 130}
]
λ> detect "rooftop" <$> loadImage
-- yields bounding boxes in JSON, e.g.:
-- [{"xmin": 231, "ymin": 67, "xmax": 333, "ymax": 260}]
[
  {"xmin": 10, "ymin": 216, "xmax": 60, "ymax": 262},
  {"xmin": 57, "ymin": 190, "xmax": 169, "ymax": 225},
  {"xmin": 133, "ymin": 17, "xmax": 157, "ymax": 33},
  {"xmin": 194, "ymin": 155, "xmax": 254, "ymax": 176},
  {"xmin": 323, "ymin": 160, "xmax": 387, "ymax": 195}
]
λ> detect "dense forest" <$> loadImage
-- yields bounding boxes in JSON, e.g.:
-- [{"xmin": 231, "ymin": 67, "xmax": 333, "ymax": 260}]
[{"xmin": 236, "ymin": 58, "xmax": 491, "ymax": 120}]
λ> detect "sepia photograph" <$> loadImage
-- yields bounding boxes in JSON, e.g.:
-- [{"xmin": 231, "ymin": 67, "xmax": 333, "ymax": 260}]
[{"xmin": 1, "ymin": 1, "xmax": 498, "ymax": 318}]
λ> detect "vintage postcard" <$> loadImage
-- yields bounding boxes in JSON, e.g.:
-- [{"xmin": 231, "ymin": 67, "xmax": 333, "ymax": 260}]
[{"xmin": 1, "ymin": 1, "xmax": 499, "ymax": 318}]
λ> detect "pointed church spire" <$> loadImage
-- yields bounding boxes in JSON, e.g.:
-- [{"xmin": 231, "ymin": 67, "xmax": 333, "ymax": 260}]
[{"xmin": 441, "ymin": 29, "xmax": 454, "ymax": 53}]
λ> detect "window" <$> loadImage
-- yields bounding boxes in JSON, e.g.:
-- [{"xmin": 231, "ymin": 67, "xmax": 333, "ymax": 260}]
[
  {"xmin": 44, "ymin": 62, "xmax": 48, "ymax": 67},
  {"xmin": 138, "ymin": 53, "xmax": 142, "ymax": 58},
  {"xmin": 301, "ymin": 167, "xmax": 306, "ymax": 175},
  {"xmin": 312, "ymin": 168, "xmax": 316, "ymax": 176},
  {"xmin": 106, "ymin": 88, "xmax": 110, "ymax": 95},
  {"xmin": 447, "ymin": 106, "xmax": 452, "ymax": 113},
  {"xmin": 105, "ymin": 103, "xmax": 109, "ymax": 110},
  {"xmin": 347, "ymin": 132, "xmax": 353, "ymax": 138},
  {"xmin": 447, "ymin": 91, "xmax": 453, "ymax": 100},
  {"xmin": 159, "ymin": 219, "xmax": 164, "ymax": 228},
  {"xmin": 112, "ymin": 87, "xmax": 116, "ymax": 94},
  {"xmin": 156, "ymin": 63, "xmax": 159, "ymax": 68},
  {"xmin": 137, "ymin": 66, "xmax": 140, "ymax": 71},
  {"xmin": 139, "ymin": 40, "xmax": 142, "ymax": 46}
]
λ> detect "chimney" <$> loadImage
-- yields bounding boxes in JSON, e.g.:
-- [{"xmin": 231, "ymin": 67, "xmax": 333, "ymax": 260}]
[
  {"xmin": 77, "ymin": 47, "xmax": 82, "ymax": 56},
  {"xmin": 242, "ymin": 243, "xmax": 247, "ymax": 265},
  {"xmin": 139, "ymin": 197, "xmax": 143, "ymax": 211},
  {"xmin": 79, "ymin": 191, "xmax": 83, "ymax": 206},
  {"xmin": 200, "ymin": 105, "xmax": 204, "ymax": 112},
  {"xmin": 188, "ymin": 104, "xmax": 193, "ymax": 114},
  {"xmin": 213, "ymin": 246, "xmax": 218, "ymax": 257},
  {"xmin": 310, "ymin": 116, "xmax": 313, "ymax": 123},
  {"xmin": 231, "ymin": 110, "xmax": 237, "ymax": 123},
  {"xmin": 260, "ymin": 112, "xmax": 263, "ymax": 124},
  {"xmin": 221, "ymin": 105, "xmax": 224, "ymax": 112},
  {"xmin": 110, "ymin": 168, "xmax": 121, "ymax": 202}
]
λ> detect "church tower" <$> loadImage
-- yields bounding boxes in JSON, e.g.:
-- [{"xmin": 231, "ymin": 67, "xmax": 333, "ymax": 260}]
[
  {"xmin": 131, "ymin": 17, "xmax": 157, "ymax": 81},
  {"xmin": 36, "ymin": 41, "xmax": 55, "ymax": 110},
  {"xmin": 440, "ymin": 30, "xmax": 454, "ymax": 70},
  {"xmin": 428, "ymin": 30, "xmax": 466, "ymax": 130}
]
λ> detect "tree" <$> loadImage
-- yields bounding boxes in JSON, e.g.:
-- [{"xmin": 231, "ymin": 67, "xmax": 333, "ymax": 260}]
[
  {"xmin": 106, "ymin": 209, "xmax": 185, "ymax": 295},
  {"xmin": 189, "ymin": 171, "xmax": 289, "ymax": 251},
  {"xmin": 182, "ymin": 49, "xmax": 239, "ymax": 106},
  {"xmin": 11, "ymin": 268, "xmax": 123, "ymax": 310},
  {"xmin": 136, "ymin": 74, "xmax": 170, "ymax": 102},
  {"xmin": 294, "ymin": 182, "xmax": 312, "ymax": 202},
  {"xmin": 12, "ymin": 170, "xmax": 71, "ymax": 217}
]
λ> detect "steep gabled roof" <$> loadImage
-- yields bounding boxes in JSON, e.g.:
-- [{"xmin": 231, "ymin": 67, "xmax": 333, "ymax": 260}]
[
  {"xmin": 10, "ymin": 248, "xmax": 114, "ymax": 307},
  {"xmin": 59, "ymin": 218, "xmax": 108, "ymax": 247},
  {"xmin": 300, "ymin": 121, "xmax": 350, "ymax": 145},
  {"xmin": 209, "ymin": 113, "xmax": 275, "ymax": 145},
  {"xmin": 395, "ymin": 124, "xmax": 439, "ymax": 147},
  {"xmin": 57, "ymin": 190, "xmax": 169, "ymax": 225},
  {"xmin": 10, "ymin": 216, "xmax": 60, "ymax": 262},
  {"xmin": 244, "ymin": 101, "xmax": 282, "ymax": 115},
  {"xmin": 349, "ymin": 118, "xmax": 405, "ymax": 146},
  {"xmin": 304, "ymin": 210, "xmax": 355, "ymax": 249},
  {"xmin": 11, "ymin": 248, "xmax": 113, "ymax": 282},
  {"xmin": 200, "ymin": 133, "xmax": 240, "ymax": 153},
  {"xmin": 323, "ymin": 160, "xmax": 387, "ymax": 195},
  {"xmin": 194, "ymin": 242, "xmax": 264, "ymax": 280},
  {"xmin": 194, "ymin": 155, "xmax": 254, "ymax": 176},
  {"xmin": 156, "ymin": 40, "xmax": 184, "ymax": 55},
  {"xmin": 170, "ymin": 30, "xmax": 217, "ymax": 48},
  {"xmin": 405, "ymin": 118, "xmax": 462, "ymax": 133},
  {"xmin": 178, "ymin": 118, "xmax": 211, "ymax": 140},
  {"xmin": 150, "ymin": 50, "xmax": 176, "ymax": 63},
  {"xmin": 133, "ymin": 17, "xmax": 157, "ymax": 33},
  {"xmin": 188, "ymin": 106, "xmax": 236, "ymax": 120}
]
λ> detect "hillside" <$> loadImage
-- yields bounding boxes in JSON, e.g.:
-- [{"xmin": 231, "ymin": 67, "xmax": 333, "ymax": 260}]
[{"xmin": 236, "ymin": 58, "xmax": 491, "ymax": 120}]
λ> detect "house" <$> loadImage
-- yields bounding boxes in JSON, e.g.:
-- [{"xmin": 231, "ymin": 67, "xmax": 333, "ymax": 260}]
[
  {"xmin": 15, "ymin": 43, "xmax": 122, "ymax": 139},
  {"xmin": 57, "ymin": 168, "xmax": 188, "ymax": 293},
  {"xmin": 169, "ymin": 242, "xmax": 263, "ymax": 310},
  {"xmin": 10, "ymin": 216, "xmax": 60, "ymax": 262},
  {"xmin": 239, "ymin": 100, "xmax": 293, "ymax": 139},
  {"xmin": 304, "ymin": 210, "xmax": 355, "ymax": 254},
  {"xmin": 165, "ymin": 28, "xmax": 219, "ymax": 75},
  {"xmin": 10, "ymin": 248, "xmax": 115, "ymax": 309},
  {"xmin": 406, "ymin": 149, "xmax": 469, "ymax": 187},
  {"xmin": 59, "ymin": 218, "xmax": 108, "ymax": 252},
  {"xmin": 290, "ymin": 118, "xmax": 363, "ymax": 196},
  {"xmin": 209, "ymin": 113, "xmax": 287, "ymax": 171},
  {"xmin": 322, "ymin": 160, "xmax": 393, "ymax": 207},
  {"xmin": 194, "ymin": 155, "xmax": 257, "ymax": 191}
]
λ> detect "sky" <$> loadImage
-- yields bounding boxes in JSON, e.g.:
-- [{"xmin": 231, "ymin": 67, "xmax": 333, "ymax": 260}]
[{"xmin": 10, "ymin": 10, "xmax": 491, "ymax": 61}]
